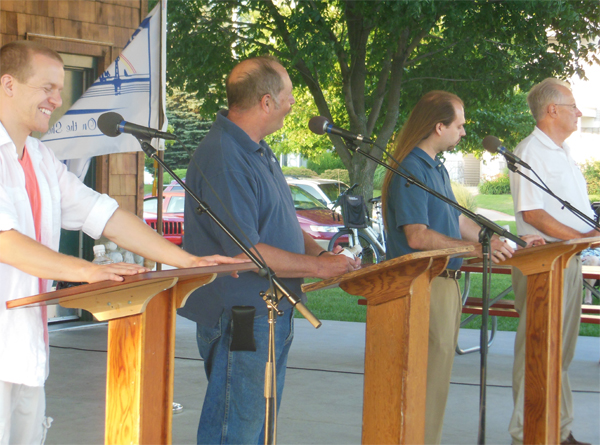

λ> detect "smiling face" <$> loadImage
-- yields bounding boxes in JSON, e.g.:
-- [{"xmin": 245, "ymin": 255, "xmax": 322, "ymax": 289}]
[{"xmin": 13, "ymin": 53, "xmax": 64, "ymax": 136}]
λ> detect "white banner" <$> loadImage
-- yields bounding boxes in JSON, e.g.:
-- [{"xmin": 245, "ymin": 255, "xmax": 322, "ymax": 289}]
[{"xmin": 43, "ymin": 0, "xmax": 167, "ymax": 161}]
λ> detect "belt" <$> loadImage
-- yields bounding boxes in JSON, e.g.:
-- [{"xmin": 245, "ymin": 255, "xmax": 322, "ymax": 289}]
[{"xmin": 438, "ymin": 269, "xmax": 462, "ymax": 279}]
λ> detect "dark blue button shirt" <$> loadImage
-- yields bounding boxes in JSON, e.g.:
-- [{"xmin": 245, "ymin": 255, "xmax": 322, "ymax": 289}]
[
  {"xmin": 179, "ymin": 111, "xmax": 306, "ymax": 326},
  {"xmin": 385, "ymin": 147, "xmax": 463, "ymax": 270}
]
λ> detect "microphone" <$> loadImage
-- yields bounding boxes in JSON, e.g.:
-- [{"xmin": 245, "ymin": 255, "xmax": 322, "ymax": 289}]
[
  {"xmin": 482, "ymin": 136, "xmax": 530, "ymax": 169},
  {"xmin": 308, "ymin": 116, "xmax": 375, "ymax": 144},
  {"xmin": 98, "ymin": 112, "xmax": 177, "ymax": 141}
]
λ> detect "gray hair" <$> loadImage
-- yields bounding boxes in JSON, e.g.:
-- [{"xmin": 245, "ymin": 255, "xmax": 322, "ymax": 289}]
[
  {"xmin": 527, "ymin": 78, "xmax": 572, "ymax": 121},
  {"xmin": 226, "ymin": 55, "xmax": 284, "ymax": 111}
]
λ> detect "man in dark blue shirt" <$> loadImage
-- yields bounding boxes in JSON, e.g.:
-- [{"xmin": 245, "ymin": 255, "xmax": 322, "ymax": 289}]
[
  {"xmin": 381, "ymin": 91, "xmax": 542, "ymax": 444},
  {"xmin": 181, "ymin": 55, "xmax": 360, "ymax": 444}
]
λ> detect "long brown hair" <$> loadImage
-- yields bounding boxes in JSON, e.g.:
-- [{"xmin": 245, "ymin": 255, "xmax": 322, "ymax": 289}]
[{"xmin": 381, "ymin": 91, "xmax": 463, "ymax": 226}]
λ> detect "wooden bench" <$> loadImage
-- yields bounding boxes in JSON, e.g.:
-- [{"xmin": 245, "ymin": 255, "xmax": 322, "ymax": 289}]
[{"xmin": 460, "ymin": 263, "xmax": 600, "ymax": 325}]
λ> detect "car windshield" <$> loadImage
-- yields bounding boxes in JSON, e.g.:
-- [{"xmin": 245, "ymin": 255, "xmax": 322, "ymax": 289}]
[
  {"xmin": 143, "ymin": 197, "xmax": 163, "ymax": 214},
  {"xmin": 319, "ymin": 182, "xmax": 348, "ymax": 202},
  {"xmin": 289, "ymin": 185, "xmax": 328, "ymax": 210},
  {"xmin": 166, "ymin": 196, "xmax": 185, "ymax": 213}
]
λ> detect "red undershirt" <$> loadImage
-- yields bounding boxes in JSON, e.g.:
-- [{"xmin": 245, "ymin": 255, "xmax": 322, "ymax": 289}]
[{"xmin": 18, "ymin": 146, "xmax": 48, "ymax": 348}]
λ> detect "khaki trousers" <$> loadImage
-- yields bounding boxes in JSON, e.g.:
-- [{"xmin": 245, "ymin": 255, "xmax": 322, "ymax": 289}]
[
  {"xmin": 424, "ymin": 276, "xmax": 463, "ymax": 445},
  {"xmin": 509, "ymin": 256, "xmax": 582, "ymax": 444}
]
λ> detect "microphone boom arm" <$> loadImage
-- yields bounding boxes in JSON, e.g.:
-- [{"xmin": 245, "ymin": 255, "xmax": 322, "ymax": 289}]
[
  {"xmin": 506, "ymin": 161, "xmax": 600, "ymax": 231},
  {"xmin": 344, "ymin": 140, "xmax": 527, "ymax": 248}
]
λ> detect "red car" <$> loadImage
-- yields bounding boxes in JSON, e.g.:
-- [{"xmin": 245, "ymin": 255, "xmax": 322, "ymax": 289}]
[
  {"xmin": 143, "ymin": 185, "xmax": 344, "ymax": 248},
  {"xmin": 143, "ymin": 192, "xmax": 185, "ymax": 245}
]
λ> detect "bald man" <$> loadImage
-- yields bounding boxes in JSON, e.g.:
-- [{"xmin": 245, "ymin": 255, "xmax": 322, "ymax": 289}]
[{"xmin": 180, "ymin": 56, "xmax": 360, "ymax": 444}]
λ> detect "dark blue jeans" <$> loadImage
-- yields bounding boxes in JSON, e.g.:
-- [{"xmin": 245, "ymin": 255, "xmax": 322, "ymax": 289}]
[{"xmin": 195, "ymin": 308, "xmax": 294, "ymax": 444}]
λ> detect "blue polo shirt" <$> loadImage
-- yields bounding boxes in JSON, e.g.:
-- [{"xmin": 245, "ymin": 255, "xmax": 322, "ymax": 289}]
[
  {"xmin": 179, "ymin": 111, "xmax": 306, "ymax": 326},
  {"xmin": 385, "ymin": 147, "xmax": 463, "ymax": 270}
]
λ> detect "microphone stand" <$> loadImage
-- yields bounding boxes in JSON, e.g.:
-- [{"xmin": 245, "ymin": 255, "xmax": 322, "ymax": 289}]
[
  {"xmin": 137, "ymin": 138, "xmax": 321, "ymax": 445},
  {"xmin": 341, "ymin": 139, "xmax": 525, "ymax": 445},
  {"xmin": 506, "ymin": 160, "xmax": 600, "ymax": 231}
]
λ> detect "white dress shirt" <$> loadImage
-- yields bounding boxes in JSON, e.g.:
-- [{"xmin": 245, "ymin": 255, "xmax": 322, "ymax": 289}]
[
  {"xmin": 509, "ymin": 126, "xmax": 594, "ymax": 242},
  {"xmin": 0, "ymin": 122, "xmax": 118, "ymax": 387}
]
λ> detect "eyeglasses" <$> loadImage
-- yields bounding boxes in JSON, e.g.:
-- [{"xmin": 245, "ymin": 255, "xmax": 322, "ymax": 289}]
[{"xmin": 554, "ymin": 103, "xmax": 578, "ymax": 111}]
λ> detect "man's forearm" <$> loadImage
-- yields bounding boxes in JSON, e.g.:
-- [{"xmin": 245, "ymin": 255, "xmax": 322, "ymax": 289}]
[
  {"xmin": 521, "ymin": 209, "xmax": 589, "ymax": 240},
  {"xmin": 0, "ymin": 229, "xmax": 93, "ymax": 281},
  {"xmin": 102, "ymin": 208, "xmax": 197, "ymax": 268}
]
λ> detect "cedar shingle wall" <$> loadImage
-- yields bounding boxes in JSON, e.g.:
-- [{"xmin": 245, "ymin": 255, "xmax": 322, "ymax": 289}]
[{"xmin": 0, "ymin": 0, "xmax": 149, "ymax": 217}]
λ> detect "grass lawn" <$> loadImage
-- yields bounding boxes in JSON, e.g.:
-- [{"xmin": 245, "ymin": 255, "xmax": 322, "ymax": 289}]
[
  {"xmin": 475, "ymin": 194, "xmax": 514, "ymax": 215},
  {"xmin": 298, "ymin": 274, "xmax": 599, "ymax": 337}
]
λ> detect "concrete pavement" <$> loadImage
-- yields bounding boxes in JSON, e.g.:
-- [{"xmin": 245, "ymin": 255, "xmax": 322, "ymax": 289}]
[{"xmin": 44, "ymin": 316, "xmax": 599, "ymax": 445}]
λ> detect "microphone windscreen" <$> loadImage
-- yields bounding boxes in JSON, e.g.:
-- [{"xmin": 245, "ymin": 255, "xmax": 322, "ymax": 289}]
[
  {"xmin": 482, "ymin": 135, "xmax": 501, "ymax": 153},
  {"xmin": 98, "ymin": 112, "xmax": 124, "ymax": 137},
  {"xmin": 308, "ymin": 116, "xmax": 329, "ymax": 135}
]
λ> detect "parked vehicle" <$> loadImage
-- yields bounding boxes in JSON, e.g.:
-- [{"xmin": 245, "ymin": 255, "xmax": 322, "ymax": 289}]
[
  {"xmin": 289, "ymin": 184, "xmax": 345, "ymax": 249},
  {"xmin": 286, "ymin": 177, "xmax": 348, "ymax": 210},
  {"xmin": 143, "ymin": 192, "xmax": 185, "ymax": 245},
  {"xmin": 143, "ymin": 185, "xmax": 345, "ymax": 249}
]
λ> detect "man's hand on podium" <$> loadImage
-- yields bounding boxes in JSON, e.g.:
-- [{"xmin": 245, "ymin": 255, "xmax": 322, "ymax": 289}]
[
  {"xmin": 316, "ymin": 245, "xmax": 362, "ymax": 279},
  {"xmin": 187, "ymin": 255, "xmax": 251, "ymax": 278},
  {"xmin": 84, "ymin": 262, "xmax": 151, "ymax": 283}
]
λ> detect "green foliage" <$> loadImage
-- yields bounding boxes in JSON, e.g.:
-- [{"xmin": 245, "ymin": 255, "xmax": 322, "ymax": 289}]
[
  {"xmin": 307, "ymin": 151, "xmax": 345, "ymax": 175},
  {"xmin": 451, "ymin": 182, "xmax": 477, "ymax": 212},
  {"xmin": 281, "ymin": 166, "xmax": 318, "ymax": 178},
  {"xmin": 479, "ymin": 173, "xmax": 511, "ymax": 195},
  {"xmin": 373, "ymin": 164, "xmax": 387, "ymax": 190},
  {"xmin": 582, "ymin": 160, "xmax": 600, "ymax": 195},
  {"xmin": 164, "ymin": 168, "xmax": 187, "ymax": 185},
  {"xmin": 166, "ymin": 0, "xmax": 600, "ymax": 203},
  {"xmin": 320, "ymin": 169, "xmax": 350, "ymax": 184}
]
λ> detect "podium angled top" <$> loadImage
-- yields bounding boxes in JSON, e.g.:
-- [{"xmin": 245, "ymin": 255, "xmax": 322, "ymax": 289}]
[
  {"xmin": 7, "ymin": 263, "xmax": 257, "ymax": 321},
  {"xmin": 302, "ymin": 246, "xmax": 473, "ymax": 294},
  {"xmin": 495, "ymin": 236, "xmax": 600, "ymax": 276}
]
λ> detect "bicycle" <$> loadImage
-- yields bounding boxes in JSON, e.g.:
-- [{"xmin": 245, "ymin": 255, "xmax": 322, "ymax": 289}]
[{"xmin": 327, "ymin": 184, "xmax": 386, "ymax": 265}]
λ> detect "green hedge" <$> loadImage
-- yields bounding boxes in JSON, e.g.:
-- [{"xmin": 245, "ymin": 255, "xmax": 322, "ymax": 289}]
[
  {"xmin": 582, "ymin": 161, "xmax": 600, "ymax": 195},
  {"xmin": 281, "ymin": 166, "xmax": 318, "ymax": 177},
  {"xmin": 319, "ymin": 168, "xmax": 350, "ymax": 184},
  {"xmin": 479, "ymin": 173, "xmax": 511, "ymax": 195}
]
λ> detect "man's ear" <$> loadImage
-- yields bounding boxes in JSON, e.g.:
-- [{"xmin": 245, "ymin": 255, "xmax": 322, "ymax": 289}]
[
  {"xmin": 0, "ymin": 74, "xmax": 15, "ymax": 97},
  {"xmin": 546, "ymin": 103, "xmax": 558, "ymax": 118},
  {"xmin": 434, "ymin": 122, "xmax": 444, "ymax": 135},
  {"xmin": 260, "ymin": 94, "xmax": 272, "ymax": 114}
]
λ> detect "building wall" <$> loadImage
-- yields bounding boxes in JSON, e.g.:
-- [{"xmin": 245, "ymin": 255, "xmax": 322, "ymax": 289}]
[{"xmin": 0, "ymin": 0, "xmax": 148, "ymax": 216}]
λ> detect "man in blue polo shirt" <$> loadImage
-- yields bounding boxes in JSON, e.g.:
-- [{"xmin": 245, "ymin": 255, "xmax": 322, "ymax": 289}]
[
  {"xmin": 181, "ymin": 55, "xmax": 360, "ymax": 445},
  {"xmin": 381, "ymin": 91, "xmax": 542, "ymax": 444}
]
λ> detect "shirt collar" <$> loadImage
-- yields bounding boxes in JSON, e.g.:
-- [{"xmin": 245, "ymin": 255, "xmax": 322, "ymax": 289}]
[
  {"xmin": 532, "ymin": 126, "xmax": 571, "ymax": 155},
  {"xmin": 411, "ymin": 147, "xmax": 443, "ymax": 168},
  {"xmin": 215, "ymin": 110, "xmax": 264, "ymax": 154}
]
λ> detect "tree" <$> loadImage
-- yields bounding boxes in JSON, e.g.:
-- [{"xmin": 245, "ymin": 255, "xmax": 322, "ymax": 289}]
[{"xmin": 167, "ymin": 0, "xmax": 600, "ymax": 199}]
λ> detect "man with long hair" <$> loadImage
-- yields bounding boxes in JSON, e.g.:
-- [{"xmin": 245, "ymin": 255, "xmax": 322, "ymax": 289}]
[
  {"xmin": 381, "ymin": 91, "xmax": 543, "ymax": 444},
  {"xmin": 508, "ymin": 78, "xmax": 595, "ymax": 445}
]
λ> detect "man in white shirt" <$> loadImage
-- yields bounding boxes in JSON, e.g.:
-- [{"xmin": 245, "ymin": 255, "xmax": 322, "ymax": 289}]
[
  {"xmin": 0, "ymin": 40, "xmax": 243, "ymax": 444},
  {"xmin": 508, "ymin": 78, "xmax": 597, "ymax": 445}
]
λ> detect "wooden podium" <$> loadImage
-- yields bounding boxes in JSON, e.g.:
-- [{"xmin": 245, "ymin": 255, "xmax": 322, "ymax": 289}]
[
  {"xmin": 7, "ymin": 263, "xmax": 257, "ymax": 444},
  {"xmin": 302, "ymin": 247, "xmax": 473, "ymax": 444},
  {"xmin": 501, "ymin": 237, "xmax": 600, "ymax": 445}
]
